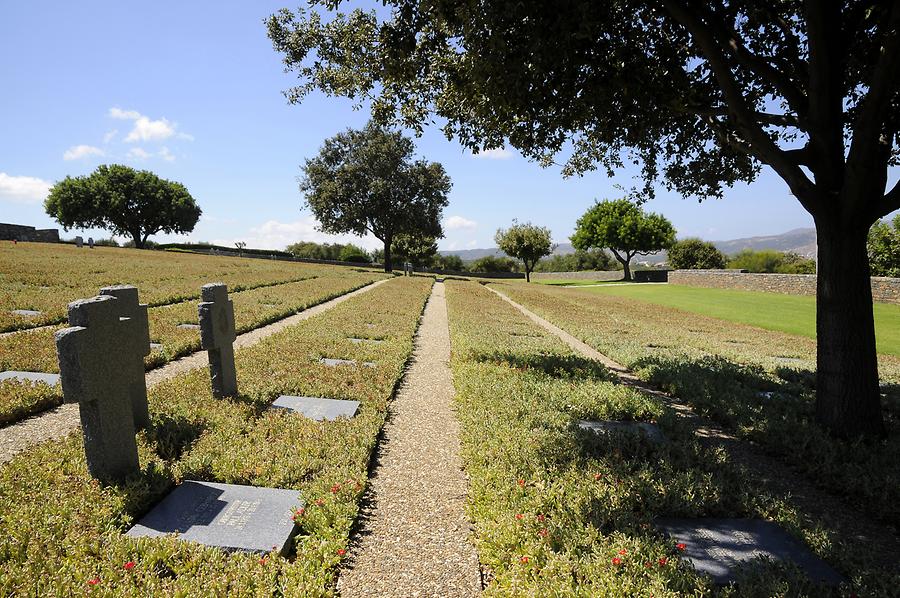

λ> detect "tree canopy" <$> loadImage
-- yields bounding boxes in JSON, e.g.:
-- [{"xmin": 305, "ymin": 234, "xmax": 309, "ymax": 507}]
[
  {"xmin": 392, "ymin": 232, "xmax": 438, "ymax": 267},
  {"xmin": 494, "ymin": 221, "xmax": 554, "ymax": 282},
  {"xmin": 868, "ymin": 215, "xmax": 900, "ymax": 277},
  {"xmin": 667, "ymin": 238, "xmax": 727, "ymax": 270},
  {"xmin": 572, "ymin": 200, "xmax": 675, "ymax": 281},
  {"xmin": 44, "ymin": 164, "xmax": 201, "ymax": 249},
  {"xmin": 535, "ymin": 249, "xmax": 617, "ymax": 273},
  {"xmin": 301, "ymin": 122, "xmax": 450, "ymax": 272},
  {"xmin": 268, "ymin": 2, "xmax": 900, "ymax": 436}
]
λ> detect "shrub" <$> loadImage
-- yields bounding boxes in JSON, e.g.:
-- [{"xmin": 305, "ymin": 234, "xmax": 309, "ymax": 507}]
[{"xmin": 667, "ymin": 238, "xmax": 726, "ymax": 269}]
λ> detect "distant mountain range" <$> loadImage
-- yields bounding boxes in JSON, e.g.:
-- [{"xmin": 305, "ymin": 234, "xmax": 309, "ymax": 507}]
[{"xmin": 440, "ymin": 227, "xmax": 817, "ymax": 263}]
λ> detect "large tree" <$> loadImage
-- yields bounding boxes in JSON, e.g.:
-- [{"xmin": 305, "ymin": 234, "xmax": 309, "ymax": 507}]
[
  {"xmin": 668, "ymin": 238, "xmax": 728, "ymax": 270},
  {"xmin": 45, "ymin": 164, "xmax": 200, "ymax": 249},
  {"xmin": 301, "ymin": 122, "xmax": 450, "ymax": 272},
  {"xmin": 268, "ymin": 2, "xmax": 900, "ymax": 438},
  {"xmin": 572, "ymin": 200, "xmax": 676, "ymax": 281},
  {"xmin": 392, "ymin": 232, "xmax": 439, "ymax": 267},
  {"xmin": 495, "ymin": 221, "xmax": 554, "ymax": 282}
]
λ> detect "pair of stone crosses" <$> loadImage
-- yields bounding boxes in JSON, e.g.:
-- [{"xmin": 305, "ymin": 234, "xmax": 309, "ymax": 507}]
[{"xmin": 55, "ymin": 283, "xmax": 238, "ymax": 483}]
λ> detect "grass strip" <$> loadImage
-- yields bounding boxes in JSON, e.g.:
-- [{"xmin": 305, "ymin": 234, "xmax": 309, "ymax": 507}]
[
  {"xmin": 0, "ymin": 276, "xmax": 432, "ymax": 596},
  {"xmin": 446, "ymin": 280, "xmax": 894, "ymax": 596}
]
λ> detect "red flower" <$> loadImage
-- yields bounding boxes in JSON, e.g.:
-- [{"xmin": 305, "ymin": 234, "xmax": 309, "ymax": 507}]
[
  {"xmin": 330, "ymin": 483, "xmax": 341, "ymax": 494},
  {"xmin": 658, "ymin": 557, "xmax": 668, "ymax": 566},
  {"xmin": 315, "ymin": 499, "xmax": 325, "ymax": 506},
  {"xmin": 520, "ymin": 556, "xmax": 529, "ymax": 564},
  {"xmin": 515, "ymin": 513, "xmax": 524, "ymax": 520},
  {"xmin": 618, "ymin": 549, "xmax": 627, "ymax": 555},
  {"xmin": 337, "ymin": 548, "xmax": 347, "ymax": 556},
  {"xmin": 612, "ymin": 557, "xmax": 622, "ymax": 566},
  {"xmin": 517, "ymin": 479, "xmax": 526, "ymax": 487},
  {"xmin": 644, "ymin": 561, "xmax": 652, "ymax": 568},
  {"xmin": 536, "ymin": 514, "xmax": 546, "ymax": 522},
  {"xmin": 538, "ymin": 528, "xmax": 549, "ymax": 538},
  {"xmin": 676, "ymin": 543, "xmax": 686, "ymax": 551},
  {"xmin": 259, "ymin": 557, "xmax": 267, "ymax": 565},
  {"xmin": 87, "ymin": 578, "xmax": 100, "ymax": 586},
  {"xmin": 123, "ymin": 561, "xmax": 136, "ymax": 571},
  {"xmin": 593, "ymin": 473, "xmax": 602, "ymax": 481}
]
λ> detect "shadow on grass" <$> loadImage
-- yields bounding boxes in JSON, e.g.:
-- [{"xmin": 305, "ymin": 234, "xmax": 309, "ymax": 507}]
[
  {"xmin": 147, "ymin": 413, "xmax": 208, "ymax": 461},
  {"xmin": 473, "ymin": 350, "xmax": 616, "ymax": 382}
]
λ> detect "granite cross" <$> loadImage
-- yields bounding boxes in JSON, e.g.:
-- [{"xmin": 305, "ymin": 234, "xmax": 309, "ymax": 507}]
[{"xmin": 198, "ymin": 283, "xmax": 238, "ymax": 398}]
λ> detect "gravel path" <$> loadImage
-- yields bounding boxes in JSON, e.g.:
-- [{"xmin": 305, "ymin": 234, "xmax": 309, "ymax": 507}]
[
  {"xmin": 337, "ymin": 282, "xmax": 481, "ymax": 598},
  {"xmin": 488, "ymin": 284, "xmax": 900, "ymax": 568},
  {"xmin": 0, "ymin": 279, "xmax": 390, "ymax": 464}
]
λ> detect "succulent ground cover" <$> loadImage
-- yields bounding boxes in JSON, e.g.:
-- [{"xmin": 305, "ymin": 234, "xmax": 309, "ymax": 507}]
[
  {"xmin": 493, "ymin": 281, "xmax": 900, "ymax": 528},
  {"xmin": 0, "ymin": 271, "xmax": 384, "ymax": 427},
  {"xmin": 446, "ymin": 280, "xmax": 893, "ymax": 596},
  {"xmin": 0, "ymin": 242, "xmax": 365, "ymax": 332},
  {"xmin": 0, "ymin": 276, "xmax": 432, "ymax": 596}
]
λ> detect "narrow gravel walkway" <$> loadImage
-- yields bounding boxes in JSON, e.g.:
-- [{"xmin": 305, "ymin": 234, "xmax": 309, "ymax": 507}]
[
  {"xmin": 337, "ymin": 282, "xmax": 481, "ymax": 598},
  {"xmin": 0, "ymin": 278, "xmax": 390, "ymax": 464},
  {"xmin": 487, "ymin": 284, "xmax": 900, "ymax": 569}
]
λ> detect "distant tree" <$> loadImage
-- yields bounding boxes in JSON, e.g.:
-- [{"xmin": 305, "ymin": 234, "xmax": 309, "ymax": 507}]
[
  {"xmin": 494, "ymin": 221, "xmax": 555, "ymax": 282},
  {"xmin": 44, "ymin": 164, "xmax": 201, "ymax": 249},
  {"xmin": 92, "ymin": 237, "xmax": 119, "ymax": 247},
  {"xmin": 571, "ymin": 199, "xmax": 675, "ymax": 281},
  {"xmin": 469, "ymin": 255, "xmax": 519, "ymax": 274},
  {"xmin": 234, "ymin": 241, "xmax": 247, "ymax": 256},
  {"xmin": 668, "ymin": 238, "xmax": 727, "ymax": 270},
  {"xmin": 339, "ymin": 243, "xmax": 371, "ymax": 263},
  {"xmin": 778, "ymin": 252, "xmax": 817, "ymax": 275},
  {"xmin": 392, "ymin": 233, "xmax": 438, "ymax": 267},
  {"xmin": 435, "ymin": 253, "xmax": 465, "ymax": 272},
  {"xmin": 868, "ymin": 216, "xmax": 900, "ymax": 278},
  {"xmin": 286, "ymin": 241, "xmax": 348, "ymax": 261},
  {"xmin": 536, "ymin": 249, "xmax": 618, "ymax": 273},
  {"xmin": 301, "ymin": 122, "xmax": 451, "ymax": 272},
  {"xmin": 728, "ymin": 249, "xmax": 815, "ymax": 274}
]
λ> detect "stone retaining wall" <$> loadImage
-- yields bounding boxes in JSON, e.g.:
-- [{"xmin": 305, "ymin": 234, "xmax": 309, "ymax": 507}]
[
  {"xmin": 669, "ymin": 269, "xmax": 900, "ymax": 305},
  {"xmin": 0, "ymin": 222, "xmax": 59, "ymax": 243}
]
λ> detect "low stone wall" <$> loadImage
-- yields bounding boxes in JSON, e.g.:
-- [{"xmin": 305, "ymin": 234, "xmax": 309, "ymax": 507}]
[
  {"xmin": 532, "ymin": 270, "xmax": 624, "ymax": 281},
  {"xmin": 0, "ymin": 222, "xmax": 59, "ymax": 243},
  {"xmin": 669, "ymin": 269, "xmax": 900, "ymax": 305}
]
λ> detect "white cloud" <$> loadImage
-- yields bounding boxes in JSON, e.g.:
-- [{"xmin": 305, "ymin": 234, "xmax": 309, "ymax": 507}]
[
  {"xmin": 0, "ymin": 173, "xmax": 52, "ymax": 204},
  {"xmin": 108, "ymin": 107, "xmax": 190, "ymax": 143},
  {"xmin": 63, "ymin": 144, "xmax": 105, "ymax": 161},
  {"xmin": 212, "ymin": 217, "xmax": 381, "ymax": 251},
  {"xmin": 158, "ymin": 147, "xmax": 175, "ymax": 162},
  {"xmin": 103, "ymin": 129, "xmax": 118, "ymax": 143},
  {"xmin": 472, "ymin": 147, "xmax": 513, "ymax": 160},
  {"xmin": 127, "ymin": 147, "xmax": 151, "ymax": 160},
  {"xmin": 466, "ymin": 239, "xmax": 478, "ymax": 248},
  {"xmin": 445, "ymin": 215, "xmax": 478, "ymax": 230}
]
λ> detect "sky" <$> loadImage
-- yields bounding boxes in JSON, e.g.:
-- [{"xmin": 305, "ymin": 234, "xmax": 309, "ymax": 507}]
[{"xmin": 1, "ymin": 2, "xmax": 896, "ymax": 252}]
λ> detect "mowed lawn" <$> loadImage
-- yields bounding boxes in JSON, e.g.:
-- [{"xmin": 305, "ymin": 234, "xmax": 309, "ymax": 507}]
[{"xmin": 570, "ymin": 283, "xmax": 900, "ymax": 357}]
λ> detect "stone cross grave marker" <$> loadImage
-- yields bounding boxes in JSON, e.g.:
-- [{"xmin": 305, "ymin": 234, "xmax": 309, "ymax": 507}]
[
  {"xmin": 75, "ymin": 236, "xmax": 83, "ymax": 248},
  {"xmin": 88, "ymin": 237, "xmax": 94, "ymax": 249},
  {"xmin": 55, "ymin": 295, "xmax": 140, "ymax": 482},
  {"xmin": 199, "ymin": 283, "xmax": 238, "ymax": 398},
  {"xmin": 578, "ymin": 419, "xmax": 666, "ymax": 444},
  {"xmin": 99, "ymin": 285, "xmax": 151, "ymax": 430},
  {"xmin": 271, "ymin": 395, "xmax": 361, "ymax": 421},
  {"xmin": 655, "ymin": 518, "xmax": 844, "ymax": 586},
  {"xmin": 127, "ymin": 480, "xmax": 301, "ymax": 555}
]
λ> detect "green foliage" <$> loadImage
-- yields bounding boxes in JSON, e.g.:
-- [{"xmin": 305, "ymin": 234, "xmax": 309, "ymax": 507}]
[
  {"xmin": 434, "ymin": 253, "xmax": 465, "ymax": 272},
  {"xmin": 535, "ymin": 249, "xmax": 618, "ymax": 273},
  {"xmin": 494, "ymin": 221, "xmax": 554, "ymax": 282},
  {"xmin": 300, "ymin": 122, "xmax": 451, "ymax": 271},
  {"xmin": 572, "ymin": 199, "xmax": 675, "ymax": 280},
  {"xmin": 92, "ymin": 237, "xmax": 120, "ymax": 247},
  {"xmin": 391, "ymin": 233, "xmax": 438, "ymax": 267},
  {"xmin": 469, "ymin": 255, "xmax": 519, "ymax": 274},
  {"xmin": 338, "ymin": 244, "xmax": 371, "ymax": 264},
  {"xmin": 667, "ymin": 238, "xmax": 726, "ymax": 270},
  {"xmin": 728, "ymin": 250, "xmax": 816, "ymax": 274},
  {"xmin": 868, "ymin": 215, "xmax": 900, "ymax": 277},
  {"xmin": 44, "ymin": 164, "xmax": 201, "ymax": 249}
]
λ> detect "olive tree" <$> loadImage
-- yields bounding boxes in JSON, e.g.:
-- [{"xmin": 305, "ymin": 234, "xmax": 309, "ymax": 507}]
[
  {"xmin": 495, "ymin": 221, "xmax": 554, "ymax": 282},
  {"xmin": 268, "ymin": 2, "xmax": 900, "ymax": 438},
  {"xmin": 45, "ymin": 164, "xmax": 200, "ymax": 249}
]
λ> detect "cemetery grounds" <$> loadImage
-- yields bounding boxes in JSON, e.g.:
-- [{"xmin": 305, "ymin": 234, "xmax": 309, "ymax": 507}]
[{"xmin": 0, "ymin": 243, "xmax": 897, "ymax": 596}]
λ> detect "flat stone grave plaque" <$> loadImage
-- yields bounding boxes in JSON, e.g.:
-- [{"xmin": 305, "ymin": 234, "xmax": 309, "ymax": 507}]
[
  {"xmin": 320, "ymin": 357, "xmax": 376, "ymax": 368},
  {"xmin": 150, "ymin": 342, "xmax": 163, "ymax": 350},
  {"xmin": 578, "ymin": 419, "xmax": 665, "ymax": 444},
  {"xmin": 127, "ymin": 480, "xmax": 301, "ymax": 555},
  {"xmin": 177, "ymin": 323, "xmax": 201, "ymax": 330},
  {"xmin": 655, "ymin": 518, "xmax": 844, "ymax": 586},
  {"xmin": 11, "ymin": 309, "xmax": 42, "ymax": 317},
  {"xmin": 271, "ymin": 395, "xmax": 360, "ymax": 421},
  {"xmin": 348, "ymin": 337, "xmax": 384, "ymax": 345},
  {"xmin": 0, "ymin": 371, "xmax": 60, "ymax": 386}
]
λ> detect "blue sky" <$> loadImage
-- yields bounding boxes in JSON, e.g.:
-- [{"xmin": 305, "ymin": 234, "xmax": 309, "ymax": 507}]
[{"xmin": 1, "ymin": 2, "xmax": 895, "ymax": 252}]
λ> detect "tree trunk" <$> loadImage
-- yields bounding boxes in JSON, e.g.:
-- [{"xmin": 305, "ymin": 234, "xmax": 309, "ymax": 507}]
[
  {"xmin": 814, "ymin": 218, "xmax": 884, "ymax": 438},
  {"xmin": 382, "ymin": 238, "xmax": 393, "ymax": 273},
  {"xmin": 132, "ymin": 231, "xmax": 144, "ymax": 249}
]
